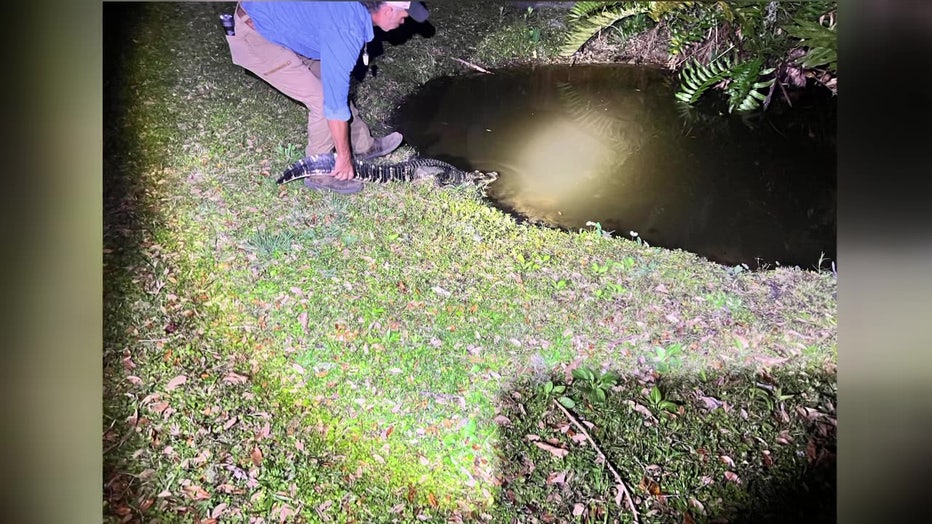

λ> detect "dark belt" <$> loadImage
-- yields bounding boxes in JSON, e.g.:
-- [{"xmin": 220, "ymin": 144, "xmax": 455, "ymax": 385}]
[{"xmin": 235, "ymin": 3, "xmax": 256, "ymax": 30}]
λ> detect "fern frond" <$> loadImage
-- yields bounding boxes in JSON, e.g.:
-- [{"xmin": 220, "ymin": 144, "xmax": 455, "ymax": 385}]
[
  {"xmin": 567, "ymin": 1, "xmax": 616, "ymax": 22},
  {"xmin": 726, "ymin": 57, "xmax": 774, "ymax": 112},
  {"xmin": 783, "ymin": 11, "xmax": 837, "ymax": 71},
  {"xmin": 646, "ymin": 1, "xmax": 694, "ymax": 23},
  {"xmin": 560, "ymin": 4, "xmax": 651, "ymax": 56},
  {"xmin": 675, "ymin": 53, "xmax": 734, "ymax": 104}
]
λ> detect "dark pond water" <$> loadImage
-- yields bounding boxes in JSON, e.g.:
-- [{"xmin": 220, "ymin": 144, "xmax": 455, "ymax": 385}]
[{"xmin": 392, "ymin": 64, "xmax": 836, "ymax": 269}]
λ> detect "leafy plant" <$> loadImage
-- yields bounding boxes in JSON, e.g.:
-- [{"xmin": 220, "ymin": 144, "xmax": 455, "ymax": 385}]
[
  {"xmin": 594, "ymin": 282, "xmax": 627, "ymax": 300},
  {"xmin": 783, "ymin": 5, "xmax": 836, "ymax": 72},
  {"xmin": 560, "ymin": 2, "xmax": 650, "ymax": 57},
  {"xmin": 590, "ymin": 261, "xmax": 610, "ymax": 276},
  {"xmin": 584, "ymin": 220, "xmax": 613, "ymax": 238},
  {"xmin": 651, "ymin": 342, "xmax": 684, "ymax": 373},
  {"xmin": 571, "ymin": 366, "xmax": 620, "ymax": 405},
  {"xmin": 541, "ymin": 380, "xmax": 575, "ymax": 409},
  {"xmin": 676, "ymin": 51, "xmax": 775, "ymax": 113},
  {"xmin": 563, "ymin": 0, "xmax": 837, "ymax": 111},
  {"xmin": 275, "ymin": 142, "xmax": 302, "ymax": 162},
  {"xmin": 705, "ymin": 291, "xmax": 743, "ymax": 311},
  {"xmin": 647, "ymin": 385, "xmax": 679, "ymax": 413},
  {"xmin": 550, "ymin": 278, "xmax": 568, "ymax": 291},
  {"xmin": 515, "ymin": 251, "xmax": 550, "ymax": 272}
]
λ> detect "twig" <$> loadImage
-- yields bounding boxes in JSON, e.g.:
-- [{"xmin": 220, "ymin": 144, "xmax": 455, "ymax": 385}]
[
  {"xmin": 552, "ymin": 399, "xmax": 640, "ymax": 524},
  {"xmin": 450, "ymin": 57, "xmax": 493, "ymax": 74}
]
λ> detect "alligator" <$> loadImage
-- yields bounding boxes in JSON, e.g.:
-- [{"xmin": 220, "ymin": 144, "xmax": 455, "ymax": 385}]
[{"xmin": 276, "ymin": 153, "xmax": 498, "ymax": 191}]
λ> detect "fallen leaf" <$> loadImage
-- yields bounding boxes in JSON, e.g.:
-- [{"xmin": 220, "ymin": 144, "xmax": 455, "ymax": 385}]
[
  {"xmin": 223, "ymin": 372, "xmax": 249, "ymax": 385},
  {"xmin": 533, "ymin": 441, "xmax": 568, "ymax": 458},
  {"xmin": 688, "ymin": 496, "xmax": 706, "ymax": 515},
  {"xmin": 762, "ymin": 450, "xmax": 774, "ymax": 467},
  {"xmin": 640, "ymin": 477, "xmax": 663, "ymax": 499},
  {"xmin": 724, "ymin": 471, "xmax": 741, "ymax": 484},
  {"xmin": 223, "ymin": 416, "xmax": 238, "ymax": 430},
  {"xmin": 298, "ymin": 311, "xmax": 308, "ymax": 332},
  {"xmin": 546, "ymin": 471, "xmax": 567, "ymax": 485},
  {"xmin": 126, "ymin": 375, "xmax": 143, "ymax": 385},
  {"xmin": 427, "ymin": 492, "xmax": 438, "ymax": 507},
  {"xmin": 796, "ymin": 406, "xmax": 824, "ymax": 421},
  {"xmin": 183, "ymin": 484, "xmax": 210, "ymax": 500},
  {"xmin": 719, "ymin": 455, "xmax": 736, "ymax": 468},
  {"xmin": 614, "ymin": 483, "xmax": 625, "ymax": 505},
  {"xmin": 165, "ymin": 375, "xmax": 187, "ymax": 391},
  {"xmin": 256, "ymin": 421, "xmax": 271, "ymax": 440},
  {"xmin": 251, "ymin": 446, "xmax": 263, "ymax": 467},
  {"xmin": 275, "ymin": 503, "xmax": 296, "ymax": 521},
  {"xmin": 697, "ymin": 395, "xmax": 722, "ymax": 410},
  {"xmin": 210, "ymin": 503, "xmax": 228, "ymax": 519},
  {"xmin": 572, "ymin": 503, "xmax": 585, "ymax": 516},
  {"xmin": 629, "ymin": 401, "xmax": 658, "ymax": 421},
  {"xmin": 806, "ymin": 439, "xmax": 818, "ymax": 462},
  {"xmin": 755, "ymin": 355, "xmax": 788, "ymax": 367},
  {"xmin": 493, "ymin": 415, "xmax": 512, "ymax": 426}
]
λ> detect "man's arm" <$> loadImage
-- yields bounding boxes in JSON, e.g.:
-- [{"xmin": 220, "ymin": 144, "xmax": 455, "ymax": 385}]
[{"xmin": 327, "ymin": 118, "xmax": 355, "ymax": 180}]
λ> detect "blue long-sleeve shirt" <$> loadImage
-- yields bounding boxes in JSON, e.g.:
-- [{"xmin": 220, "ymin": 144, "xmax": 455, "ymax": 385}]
[{"xmin": 241, "ymin": 2, "xmax": 374, "ymax": 121}]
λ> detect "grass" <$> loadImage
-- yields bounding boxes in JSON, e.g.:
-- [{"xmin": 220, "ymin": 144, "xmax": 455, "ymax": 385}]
[{"xmin": 103, "ymin": 2, "xmax": 835, "ymax": 523}]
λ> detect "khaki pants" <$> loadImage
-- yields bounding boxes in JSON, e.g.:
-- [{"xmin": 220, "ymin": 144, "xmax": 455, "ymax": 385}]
[{"xmin": 226, "ymin": 3, "xmax": 375, "ymax": 157}]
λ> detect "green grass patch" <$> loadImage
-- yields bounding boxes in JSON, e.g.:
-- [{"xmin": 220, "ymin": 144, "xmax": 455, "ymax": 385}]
[{"xmin": 104, "ymin": 3, "xmax": 835, "ymax": 522}]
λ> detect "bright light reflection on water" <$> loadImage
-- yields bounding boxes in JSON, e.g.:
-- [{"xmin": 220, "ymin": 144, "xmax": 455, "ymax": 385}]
[{"xmin": 393, "ymin": 64, "xmax": 836, "ymax": 269}]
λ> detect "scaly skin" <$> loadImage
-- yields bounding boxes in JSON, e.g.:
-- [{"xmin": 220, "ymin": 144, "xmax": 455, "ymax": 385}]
[{"xmin": 277, "ymin": 153, "xmax": 498, "ymax": 189}]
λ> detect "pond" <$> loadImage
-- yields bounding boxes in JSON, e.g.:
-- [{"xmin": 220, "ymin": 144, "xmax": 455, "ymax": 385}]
[{"xmin": 392, "ymin": 64, "xmax": 836, "ymax": 269}]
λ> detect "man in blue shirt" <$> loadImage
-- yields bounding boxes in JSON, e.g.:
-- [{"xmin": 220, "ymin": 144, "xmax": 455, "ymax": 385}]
[{"xmin": 226, "ymin": 2, "xmax": 429, "ymax": 193}]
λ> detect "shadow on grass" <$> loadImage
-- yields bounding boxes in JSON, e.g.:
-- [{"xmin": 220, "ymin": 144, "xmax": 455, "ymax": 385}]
[
  {"xmin": 491, "ymin": 366, "xmax": 836, "ymax": 523},
  {"xmin": 103, "ymin": 1, "xmax": 181, "ymax": 513}
]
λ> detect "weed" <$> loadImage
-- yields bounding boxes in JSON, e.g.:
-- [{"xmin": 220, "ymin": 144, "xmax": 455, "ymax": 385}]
[
  {"xmin": 629, "ymin": 230, "xmax": 651, "ymax": 247},
  {"xmin": 584, "ymin": 220, "xmax": 614, "ymax": 238},
  {"xmin": 550, "ymin": 278, "xmax": 568, "ymax": 291},
  {"xmin": 652, "ymin": 342, "xmax": 684, "ymax": 373},
  {"xmin": 274, "ymin": 142, "xmax": 302, "ymax": 162},
  {"xmin": 515, "ymin": 251, "xmax": 551, "ymax": 272},
  {"xmin": 594, "ymin": 281, "xmax": 627, "ymax": 300},
  {"xmin": 247, "ymin": 229, "xmax": 295, "ymax": 257},
  {"xmin": 571, "ymin": 366, "xmax": 619, "ymax": 406},
  {"xmin": 706, "ymin": 290, "xmax": 744, "ymax": 312},
  {"xmin": 647, "ymin": 385, "xmax": 680, "ymax": 414}
]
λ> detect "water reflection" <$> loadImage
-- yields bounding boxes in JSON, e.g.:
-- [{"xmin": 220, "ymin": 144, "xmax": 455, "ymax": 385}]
[{"xmin": 393, "ymin": 64, "xmax": 836, "ymax": 269}]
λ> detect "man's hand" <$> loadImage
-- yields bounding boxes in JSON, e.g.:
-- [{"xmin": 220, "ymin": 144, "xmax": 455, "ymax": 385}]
[
  {"xmin": 327, "ymin": 118, "xmax": 355, "ymax": 180},
  {"xmin": 331, "ymin": 153, "xmax": 355, "ymax": 181}
]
